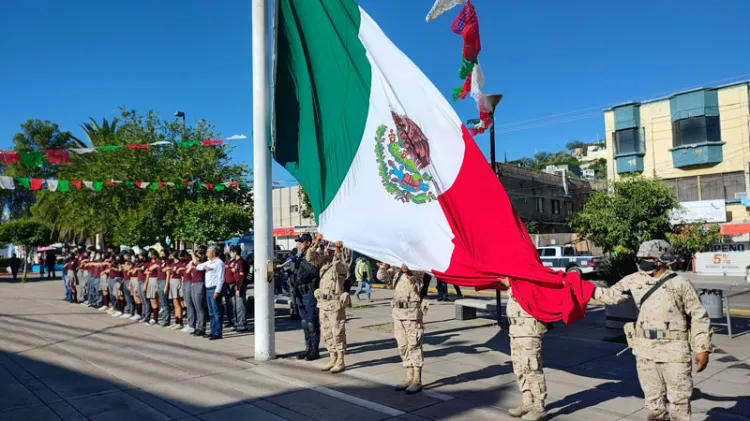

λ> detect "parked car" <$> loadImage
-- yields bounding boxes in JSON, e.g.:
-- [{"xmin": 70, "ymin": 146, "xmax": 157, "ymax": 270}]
[{"xmin": 536, "ymin": 245, "xmax": 600, "ymax": 276}]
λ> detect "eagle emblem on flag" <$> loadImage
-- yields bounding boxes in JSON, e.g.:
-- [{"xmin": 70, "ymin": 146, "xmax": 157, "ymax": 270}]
[{"xmin": 374, "ymin": 113, "xmax": 436, "ymax": 204}]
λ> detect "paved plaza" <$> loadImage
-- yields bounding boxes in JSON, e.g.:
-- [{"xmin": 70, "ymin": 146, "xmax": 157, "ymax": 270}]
[{"xmin": 0, "ymin": 279, "xmax": 748, "ymax": 421}]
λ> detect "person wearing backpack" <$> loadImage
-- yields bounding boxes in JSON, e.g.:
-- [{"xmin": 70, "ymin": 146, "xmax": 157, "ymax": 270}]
[{"xmin": 593, "ymin": 240, "xmax": 712, "ymax": 421}]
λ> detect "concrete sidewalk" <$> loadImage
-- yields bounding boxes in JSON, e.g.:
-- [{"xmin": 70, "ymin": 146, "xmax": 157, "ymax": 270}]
[{"xmin": 0, "ymin": 280, "xmax": 748, "ymax": 421}]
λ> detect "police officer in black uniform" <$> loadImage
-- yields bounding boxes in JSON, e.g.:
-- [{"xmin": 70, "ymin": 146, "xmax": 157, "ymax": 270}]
[{"xmin": 290, "ymin": 234, "xmax": 321, "ymax": 361}]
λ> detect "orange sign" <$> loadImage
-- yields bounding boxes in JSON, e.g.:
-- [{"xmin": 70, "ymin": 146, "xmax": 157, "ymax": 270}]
[{"xmin": 272, "ymin": 227, "xmax": 295, "ymax": 237}]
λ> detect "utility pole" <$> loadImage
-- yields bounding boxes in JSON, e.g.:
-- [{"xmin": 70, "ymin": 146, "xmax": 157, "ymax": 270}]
[
  {"xmin": 486, "ymin": 94, "xmax": 504, "ymax": 329},
  {"xmin": 252, "ymin": 0, "xmax": 274, "ymax": 361}
]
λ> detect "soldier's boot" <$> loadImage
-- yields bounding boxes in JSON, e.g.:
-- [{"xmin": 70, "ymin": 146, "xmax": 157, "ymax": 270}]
[
  {"xmin": 296, "ymin": 347, "xmax": 310, "ymax": 360},
  {"xmin": 330, "ymin": 352, "xmax": 346, "ymax": 374},
  {"xmin": 321, "ymin": 352, "xmax": 336, "ymax": 372},
  {"xmin": 508, "ymin": 391, "xmax": 533, "ymax": 418},
  {"xmin": 395, "ymin": 367, "xmax": 414, "ymax": 391},
  {"xmin": 405, "ymin": 367, "xmax": 423, "ymax": 394},
  {"xmin": 305, "ymin": 346, "xmax": 320, "ymax": 361},
  {"xmin": 521, "ymin": 400, "xmax": 546, "ymax": 421}
]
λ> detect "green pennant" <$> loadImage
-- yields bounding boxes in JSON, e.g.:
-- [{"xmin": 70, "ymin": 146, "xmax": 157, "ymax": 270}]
[
  {"xmin": 177, "ymin": 141, "xmax": 200, "ymax": 149},
  {"xmin": 239, "ymin": 181, "xmax": 247, "ymax": 188},
  {"xmin": 98, "ymin": 145, "xmax": 123, "ymax": 152},
  {"xmin": 125, "ymin": 181, "xmax": 135, "ymax": 188},
  {"xmin": 19, "ymin": 151, "xmax": 43, "ymax": 168},
  {"xmin": 214, "ymin": 184, "xmax": 226, "ymax": 192},
  {"xmin": 94, "ymin": 181, "xmax": 104, "ymax": 192},
  {"xmin": 17, "ymin": 178, "xmax": 30, "ymax": 189},
  {"xmin": 175, "ymin": 181, "xmax": 185, "ymax": 190},
  {"xmin": 58, "ymin": 180, "xmax": 70, "ymax": 193},
  {"xmin": 151, "ymin": 182, "xmax": 160, "ymax": 191}
]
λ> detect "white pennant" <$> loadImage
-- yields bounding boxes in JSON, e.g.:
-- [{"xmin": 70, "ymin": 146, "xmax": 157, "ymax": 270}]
[
  {"xmin": 70, "ymin": 148, "xmax": 95, "ymax": 154},
  {"xmin": 0, "ymin": 176, "xmax": 16, "ymax": 190},
  {"xmin": 47, "ymin": 179, "xmax": 59, "ymax": 192},
  {"xmin": 425, "ymin": 0, "xmax": 466, "ymax": 22},
  {"xmin": 83, "ymin": 181, "xmax": 95, "ymax": 191}
]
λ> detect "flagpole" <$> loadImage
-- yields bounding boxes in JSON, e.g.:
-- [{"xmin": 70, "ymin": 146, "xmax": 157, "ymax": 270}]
[{"xmin": 252, "ymin": 0, "xmax": 275, "ymax": 361}]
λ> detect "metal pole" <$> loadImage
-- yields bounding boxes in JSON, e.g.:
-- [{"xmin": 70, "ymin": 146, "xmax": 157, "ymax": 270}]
[
  {"xmin": 252, "ymin": 0, "xmax": 274, "ymax": 361},
  {"xmin": 724, "ymin": 296, "xmax": 732, "ymax": 338},
  {"xmin": 490, "ymin": 124, "xmax": 504, "ymax": 328},
  {"xmin": 181, "ymin": 116, "xmax": 186, "ymax": 140}
]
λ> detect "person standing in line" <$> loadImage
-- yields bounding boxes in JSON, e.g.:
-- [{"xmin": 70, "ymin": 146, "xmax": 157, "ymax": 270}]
[
  {"xmin": 387, "ymin": 264, "xmax": 428, "ymax": 394},
  {"xmin": 88, "ymin": 250, "xmax": 104, "ymax": 309},
  {"xmin": 39, "ymin": 253, "xmax": 45, "ymax": 278},
  {"xmin": 120, "ymin": 255, "xmax": 136, "ymax": 319},
  {"xmin": 352, "ymin": 256, "xmax": 373, "ymax": 301},
  {"xmin": 145, "ymin": 250, "xmax": 161, "ymax": 326},
  {"xmin": 109, "ymin": 257, "xmax": 124, "ymax": 317},
  {"xmin": 165, "ymin": 252, "xmax": 184, "ymax": 330},
  {"xmin": 180, "ymin": 251, "xmax": 196, "ymax": 334},
  {"xmin": 105, "ymin": 248, "xmax": 118, "ymax": 314},
  {"xmin": 228, "ymin": 245, "xmax": 248, "ymax": 332},
  {"xmin": 76, "ymin": 247, "xmax": 90, "ymax": 305},
  {"xmin": 309, "ymin": 236, "xmax": 349, "ymax": 373},
  {"xmin": 592, "ymin": 240, "xmax": 712, "ymax": 421},
  {"xmin": 197, "ymin": 246, "xmax": 225, "ymax": 340},
  {"xmin": 190, "ymin": 250, "xmax": 208, "ymax": 337},
  {"xmin": 63, "ymin": 250, "xmax": 77, "ymax": 303},
  {"xmin": 136, "ymin": 252, "xmax": 152, "ymax": 323},
  {"xmin": 46, "ymin": 249, "xmax": 57, "ymax": 280},
  {"xmin": 154, "ymin": 252, "xmax": 170, "ymax": 327},
  {"xmin": 223, "ymin": 251, "xmax": 236, "ymax": 330},
  {"xmin": 60, "ymin": 246, "xmax": 73, "ymax": 302}
]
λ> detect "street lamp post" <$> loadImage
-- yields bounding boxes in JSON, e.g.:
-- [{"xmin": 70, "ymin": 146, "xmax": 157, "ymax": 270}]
[
  {"xmin": 174, "ymin": 111, "xmax": 186, "ymax": 140},
  {"xmin": 485, "ymin": 94, "xmax": 504, "ymax": 328}
]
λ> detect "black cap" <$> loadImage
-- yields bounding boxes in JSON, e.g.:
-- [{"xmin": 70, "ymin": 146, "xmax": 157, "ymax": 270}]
[{"xmin": 295, "ymin": 234, "xmax": 313, "ymax": 243}]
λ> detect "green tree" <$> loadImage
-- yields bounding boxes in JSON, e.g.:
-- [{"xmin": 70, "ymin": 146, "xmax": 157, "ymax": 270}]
[
  {"xmin": 523, "ymin": 218, "xmax": 538, "ymax": 234},
  {"xmin": 29, "ymin": 108, "xmax": 251, "ymax": 246},
  {"xmin": 0, "ymin": 219, "xmax": 55, "ymax": 280},
  {"xmin": 666, "ymin": 223, "xmax": 722, "ymax": 270},
  {"xmin": 569, "ymin": 176, "xmax": 678, "ymax": 279},
  {"xmin": 565, "ymin": 140, "xmax": 585, "ymax": 151},
  {"xmin": 173, "ymin": 198, "xmax": 252, "ymax": 244}
]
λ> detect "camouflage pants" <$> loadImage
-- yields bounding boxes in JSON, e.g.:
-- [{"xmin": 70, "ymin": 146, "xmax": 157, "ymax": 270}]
[
  {"xmin": 320, "ymin": 307, "xmax": 346, "ymax": 352},
  {"xmin": 394, "ymin": 318, "xmax": 424, "ymax": 368},
  {"xmin": 510, "ymin": 335, "xmax": 547, "ymax": 403},
  {"xmin": 636, "ymin": 358, "xmax": 692, "ymax": 421}
]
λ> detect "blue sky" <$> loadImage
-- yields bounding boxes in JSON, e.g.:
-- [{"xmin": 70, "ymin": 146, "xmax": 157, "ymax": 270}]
[{"xmin": 1, "ymin": 0, "xmax": 749, "ymax": 181}]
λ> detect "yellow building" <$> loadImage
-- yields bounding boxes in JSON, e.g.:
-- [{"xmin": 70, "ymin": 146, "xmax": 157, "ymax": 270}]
[{"xmin": 604, "ymin": 81, "xmax": 750, "ymax": 231}]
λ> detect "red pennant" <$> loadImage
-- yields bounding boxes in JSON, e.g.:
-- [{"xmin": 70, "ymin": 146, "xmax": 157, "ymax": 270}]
[
  {"xmin": 156, "ymin": 182, "xmax": 164, "ymax": 189},
  {"xmin": 230, "ymin": 180, "xmax": 239, "ymax": 188},
  {"xmin": 106, "ymin": 180, "xmax": 116, "ymax": 186},
  {"xmin": 451, "ymin": 1, "xmax": 481, "ymax": 61},
  {"xmin": 127, "ymin": 144, "xmax": 149, "ymax": 150},
  {"xmin": 45, "ymin": 150, "xmax": 71, "ymax": 164},
  {"xmin": 202, "ymin": 139, "xmax": 223, "ymax": 147},
  {"xmin": 70, "ymin": 180, "xmax": 82, "ymax": 190},
  {"xmin": 1, "ymin": 152, "xmax": 20, "ymax": 165},
  {"xmin": 205, "ymin": 183, "xmax": 214, "ymax": 191},
  {"xmin": 30, "ymin": 178, "xmax": 44, "ymax": 191}
]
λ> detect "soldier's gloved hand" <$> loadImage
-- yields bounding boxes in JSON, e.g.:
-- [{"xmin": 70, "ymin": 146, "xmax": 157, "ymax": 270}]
[
  {"xmin": 313, "ymin": 289, "xmax": 321, "ymax": 300},
  {"xmin": 420, "ymin": 299, "xmax": 429, "ymax": 315},
  {"xmin": 695, "ymin": 352, "xmax": 709, "ymax": 373},
  {"xmin": 339, "ymin": 292, "xmax": 349, "ymax": 306}
]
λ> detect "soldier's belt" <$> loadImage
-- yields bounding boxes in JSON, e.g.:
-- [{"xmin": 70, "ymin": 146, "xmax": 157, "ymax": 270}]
[
  {"xmin": 393, "ymin": 301, "xmax": 420, "ymax": 309},
  {"xmin": 319, "ymin": 293, "xmax": 336, "ymax": 300},
  {"xmin": 636, "ymin": 328, "xmax": 689, "ymax": 341},
  {"xmin": 508, "ymin": 318, "xmax": 535, "ymax": 326}
]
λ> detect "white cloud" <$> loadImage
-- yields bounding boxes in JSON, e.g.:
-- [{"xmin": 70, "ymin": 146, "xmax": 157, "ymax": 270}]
[{"xmin": 226, "ymin": 134, "xmax": 247, "ymax": 140}]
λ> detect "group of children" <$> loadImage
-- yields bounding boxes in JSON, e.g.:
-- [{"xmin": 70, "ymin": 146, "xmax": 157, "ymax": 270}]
[{"xmin": 61, "ymin": 244, "xmax": 250, "ymax": 338}]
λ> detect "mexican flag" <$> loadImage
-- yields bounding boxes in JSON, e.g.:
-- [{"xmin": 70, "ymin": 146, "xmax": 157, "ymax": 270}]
[{"xmin": 273, "ymin": 0, "xmax": 594, "ymax": 322}]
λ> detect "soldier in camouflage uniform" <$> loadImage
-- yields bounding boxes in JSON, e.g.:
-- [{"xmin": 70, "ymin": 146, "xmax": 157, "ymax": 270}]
[
  {"xmin": 594, "ymin": 240, "xmax": 712, "ymax": 421},
  {"xmin": 378, "ymin": 263, "xmax": 428, "ymax": 394},
  {"xmin": 308, "ymin": 235, "xmax": 350, "ymax": 373},
  {"xmin": 496, "ymin": 277, "xmax": 548, "ymax": 421}
]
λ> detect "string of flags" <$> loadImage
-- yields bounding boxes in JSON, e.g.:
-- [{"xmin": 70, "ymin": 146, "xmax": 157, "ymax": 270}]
[
  {"xmin": 0, "ymin": 137, "xmax": 244, "ymax": 168},
  {"xmin": 0, "ymin": 176, "xmax": 248, "ymax": 192},
  {"xmin": 426, "ymin": 0, "xmax": 495, "ymax": 136}
]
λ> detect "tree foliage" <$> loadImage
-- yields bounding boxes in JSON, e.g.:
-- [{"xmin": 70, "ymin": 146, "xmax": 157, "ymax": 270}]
[
  {"xmin": 666, "ymin": 223, "xmax": 722, "ymax": 269},
  {"xmin": 173, "ymin": 198, "xmax": 252, "ymax": 244},
  {"xmin": 298, "ymin": 187, "xmax": 314, "ymax": 220},
  {"xmin": 5, "ymin": 108, "xmax": 252, "ymax": 246},
  {"xmin": 0, "ymin": 219, "xmax": 55, "ymax": 279},
  {"xmin": 569, "ymin": 176, "xmax": 678, "ymax": 256},
  {"xmin": 565, "ymin": 140, "xmax": 586, "ymax": 151}
]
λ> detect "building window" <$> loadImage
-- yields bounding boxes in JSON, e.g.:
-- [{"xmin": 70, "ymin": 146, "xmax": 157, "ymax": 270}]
[
  {"xmin": 535, "ymin": 198, "xmax": 544, "ymax": 213},
  {"xmin": 551, "ymin": 200, "xmax": 561, "ymax": 215},
  {"xmin": 664, "ymin": 177, "xmax": 699, "ymax": 202},
  {"xmin": 723, "ymin": 172, "xmax": 745, "ymax": 202},
  {"xmin": 565, "ymin": 201, "xmax": 573, "ymax": 215},
  {"xmin": 290, "ymin": 205, "xmax": 299, "ymax": 213},
  {"xmin": 672, "ymin": 116, "xmax": 721, "ymax": 147},
  {"xmin": 613, "ymin": 128, "xmax": 645, "ymax": 155},
  {"xmin": 700, "ymin": 174, "xmax": 724, "ymax": 201},
  {"xmin": 698, "ymin": 172, "xmax": 745, "ymax": 202}
]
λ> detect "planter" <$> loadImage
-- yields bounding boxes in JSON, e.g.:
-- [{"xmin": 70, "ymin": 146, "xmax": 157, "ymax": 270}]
[{"xmin": 605, "ymin": 296, "xmax": 639, "ymax": 329}]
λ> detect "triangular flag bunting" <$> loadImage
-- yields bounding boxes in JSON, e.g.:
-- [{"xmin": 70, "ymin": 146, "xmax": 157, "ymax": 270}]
[
  {"xmin": 45, "ymin": 150, "xmax": 71, "ymax": 164},
  {"xmin": 1, "ymin": 152, "xmax": 20, "ymax": 165},
  {"xmin": 69, "ymin": 148, "xmax": 95, "ymax": 154},
  {"xmin": 426, "ymin": 0, "xmax": 466, "ymax": 21},
  {"xmin": 214, "ymin": 184, "xmax": 226, "ymax": 192},
  {"xmin": 125, "ymin": 181, "xmax": 135, "ymax": 188},
  {"xmin": 98, "ymin": 145, "xmax": 123, "ymax": 152},
  {"xmin": 136, "ymin": 181, "xmax": 150, "ymax": 189},
  {"xmin": 94, "ymin": 181, "xmax": 104, "ymax": 192},
  {"xmin": 0, "ymin": 176, "xmax": 15, "ymax": 190},
  {"xmin": 202, "ymin": 139, "xmax": 224, "ymax": 147},
  {"xmin": 70, "ymin": 180, "xmax": 82, "ymax": 190},
  {"xmin": 58, "ymin": 180, "xmax": 70, "ymax": 192},
  {"xmin": 127, "ymin": 144, "xmax": 149, "ymax": 150},
  {"xmin": 177, "ymin": 141, "xmax": 200, "ymax": 149},
  {"xmin": 83, "ymin": 181, "xmax": 95, "ymax": 191},
  {"xmin": 30, "ymin": 178, "xmax": 44, "ymax": 191},
  {"xmin": 47, "ymin": 179, "xmax": 59, "ymax": 192},
  {"xmin": 17, "ymin": 178, "xmax": 30, "ymax": 190},
  {"xmin": 151, "ymin": 181, "xmax": 164, "ymax": 190}
]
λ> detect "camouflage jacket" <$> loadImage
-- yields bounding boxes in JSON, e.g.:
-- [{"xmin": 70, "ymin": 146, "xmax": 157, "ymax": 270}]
[
  {"xmin": 594, "ymin": 271, "xmax": 712, "ymax": 363},
  {"xmin": 308, "ymin": 248, "xmax": 348, "ymax": 310},
  {"xmin": 507, "ymin": 289, "xmax": 548, "ymax": 338},
  {"xmin": 391, "ymin": 270, "xmax": 425, "ymax": 320}
]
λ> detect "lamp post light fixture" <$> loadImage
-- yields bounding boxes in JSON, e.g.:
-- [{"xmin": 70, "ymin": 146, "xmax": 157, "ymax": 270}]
[{"xmin": 174, "ymin": 111, "xmax": 186, "ymax": 139}]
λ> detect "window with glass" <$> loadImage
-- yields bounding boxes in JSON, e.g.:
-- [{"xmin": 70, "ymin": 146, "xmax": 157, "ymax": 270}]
[
  {"xmin": 535, "ymin": 197, "xmax": 544, "ymax": 213},
  {"xmin": 698, "ymin": 172, "xmax": 744, "ymax": 202},
  {"xmin": 613, "ymin": 128, "xmax": 645, "ymax": 155},
  {"xmin": 565, "ymin": 201, "xmax": 573, "ymax": 216},
  {"xmin": 551, "ymin": 200, "xmax": 561, "ymax": 215},
  {"xmin": 672, "ymin": 116, "xmax": 721, "ymax": 147}
]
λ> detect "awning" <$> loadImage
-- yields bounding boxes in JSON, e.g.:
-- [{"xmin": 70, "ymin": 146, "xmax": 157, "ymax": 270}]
[{"xmin": 720, "ymin": 222, "xmax": 750, "ymax": 235}]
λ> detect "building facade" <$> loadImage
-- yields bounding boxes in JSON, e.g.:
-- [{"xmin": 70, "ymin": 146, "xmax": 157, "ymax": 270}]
[
  {"xmin": 605, "ymin": 81, "xmax": 750, "ymax": 231},
  {"xmin": 271, "ymin": 185, "xmax": 316, "ymax": 250},
  {"xmin": 495, "ymin": 163, "xmax": 592, "ymax": 233}
]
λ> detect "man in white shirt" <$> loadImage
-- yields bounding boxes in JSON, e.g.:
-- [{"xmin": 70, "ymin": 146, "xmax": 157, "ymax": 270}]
[{"xmin": 197, "ymin": 246, "xmax": 226, "ymax": 340}]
